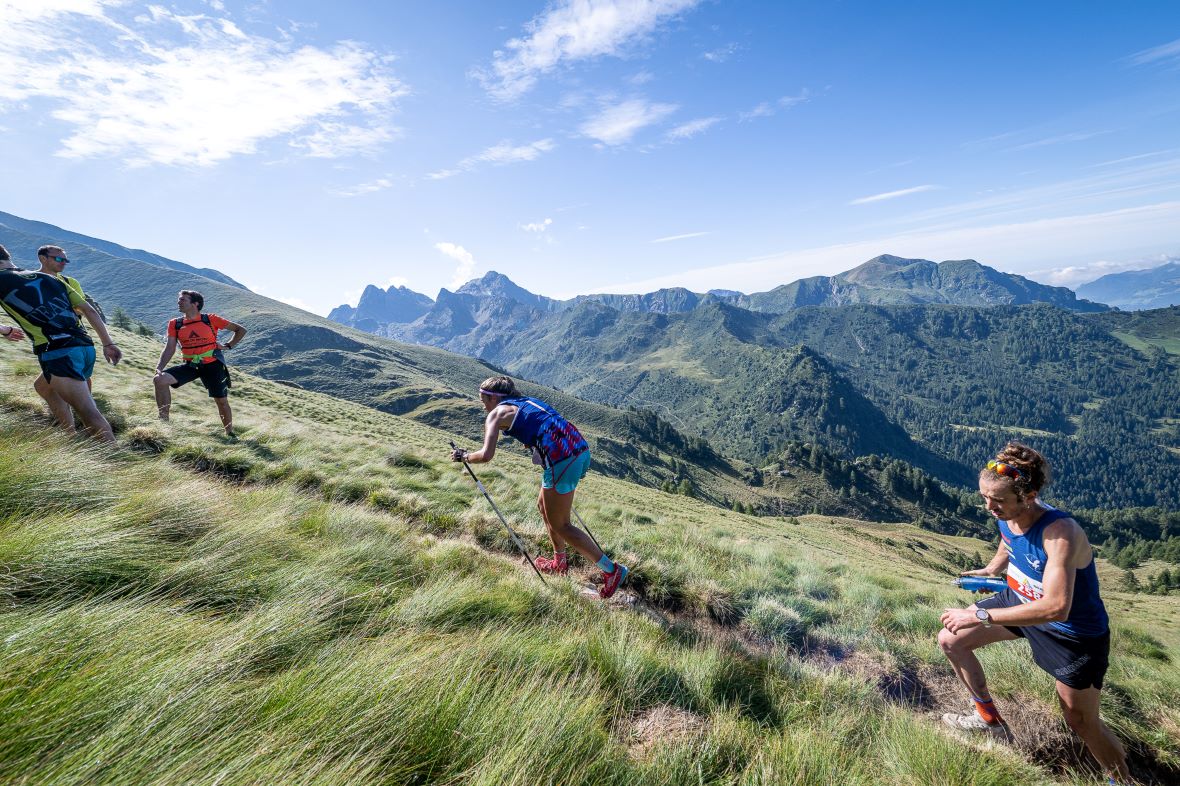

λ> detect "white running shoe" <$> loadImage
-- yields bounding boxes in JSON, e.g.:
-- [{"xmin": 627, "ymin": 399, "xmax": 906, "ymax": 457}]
[{"xmin": 941, "ymin": 711, "xmax": 1014, "ymax": 742}]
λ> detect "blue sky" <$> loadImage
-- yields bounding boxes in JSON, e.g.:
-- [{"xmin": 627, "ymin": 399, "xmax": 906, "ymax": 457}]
[{"xmin": 2, "ymin": 1, "xmax": 1179, "ymax": 315}]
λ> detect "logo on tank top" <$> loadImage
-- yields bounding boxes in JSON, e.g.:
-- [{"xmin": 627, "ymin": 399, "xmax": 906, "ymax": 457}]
[{"xmin": 1027, "ymin": 556, "xmax": 1043, "ymax": 571}]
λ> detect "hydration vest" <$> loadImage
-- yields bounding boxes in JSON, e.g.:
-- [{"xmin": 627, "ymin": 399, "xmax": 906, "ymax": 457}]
[
  {"xmin": 173, "ymin": 314, "xmax": 222, "ymax": 364},
  {"xmin": 500, "ymin": 396, "xmax": 588, "ymax": 466}
]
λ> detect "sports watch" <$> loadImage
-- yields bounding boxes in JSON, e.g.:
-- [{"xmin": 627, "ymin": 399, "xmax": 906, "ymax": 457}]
[{"xmin": 975, "ymin": 609, "xmax": 992, "ymax": 628}]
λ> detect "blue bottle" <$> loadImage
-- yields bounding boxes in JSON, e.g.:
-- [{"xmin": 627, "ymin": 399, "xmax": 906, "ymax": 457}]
[{"xmin": 953, "ymin": 576, "xmax": 1007, "ymax": 593}]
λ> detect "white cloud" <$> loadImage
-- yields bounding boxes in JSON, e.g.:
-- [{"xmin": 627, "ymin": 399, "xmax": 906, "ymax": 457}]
[
  {"xmin": 329, "ymin": 177, "xmax": 396, "ymax": 198},
  {"xmin": 738, "ymin": 102, "xmax": 773, "ymax": 122},
  {"xmin": 292, "ymin": 122, "xmax": 398, "ymax": 159},
  {"xmin": 521, "ymin": 218, "xmax": 553, "ymax": 233},
  {"xmin": 777, "ymin": 90, "xmax": 811, "ymax": 109},
  {"xmin": 0, "ymin": 2, "xmax": 407, "ymax": 166},
  {"xmin": 436, "ymin": 242, "xmax": 477, "ymax": 288},
  {"xmin": 274, "ymin": 294, "xmax": 315, "ymax": 313},
  {"xmin": 702, "ymin": 42, "xmax": 739, "ymax": 62},
  {"xmin": 651, "ymin": 231, "xmax": 709, "ymax": 243},
  {"xmin": 739, "ymin": 89, "xmax": 811, "ymax": 122},
  {"xmin": 850, "ymin": 185, "xmax": 941, "ymax": 205},
  {"xmin": 665, "ymin": 116, "xmax": 721, "ymax": 141},
  {"xmin": 475, "ymin": 0, "xmax": 703, "ymax": 100},
  {"xmin": 427, "ymin": 138, "xmax": 555, "ymax": 180},
  {"xmin": 1031, "ymin": 254, "xmax": 1180, "ymax": 288},
  {"xmin": 580, "ymin": 97, "xmax": 677, "ymax": 145},
  {"xmin": 1127, "ymin": 37, "xmax": 1180, "ymax": 67}
]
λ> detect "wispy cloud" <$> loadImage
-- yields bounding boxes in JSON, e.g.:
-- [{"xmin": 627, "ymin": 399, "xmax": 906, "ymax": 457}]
[
  {"xmin": 590, "ymin": 201, "xmax": 1180, "ymax": 296},
  {"xmin": 0, "ymin": 3, "xmax": 407, "ymax": 167},
  {"xmin": 1087, "ymin": 149, "xmax": 1175, "ymax": 168},
  {"xmin": 436, "ymin": 242, "xmax": 477, "ymax": 288},
  {"xmin": 427, "ymin": 138, "xmax": 556, "ymax": 180},
  {"xmin": 651, "ymin": 231, "xmax": 709, "ymax": 243},
  {"xmin": 329, "ymin": 177, "xmax": 396, "ymax": 198},
  {"xmin": 665, "ymin": 116, "xmax": 721, "ymax": 141},
  {"xmin": 1003, "ymin": 129, "xmax": 1111, "ymax": 152},
  {"xmin": 475, "ymin": 0, "xmax": 703, "ymax": 100},
  {"xmin": 849, "ymin": 185, "xmax": 941, "ymax": 205},
  {"xmin": 702, "ymin": 42, "xmax": 739, "ymax": 62},
  {"xmin": 580, "ymin": 98, "xmax": 678, "ymax": 145},
  {"xmin": 864, "ymin": 158, "xmax": 917, "ymax": 176},
  {"xmin": 521, "ymin": 218, "xmax": 553, "ymax": 233},
  {"xmin": 1126, "ymin": 37, "xmax": 1180, "ymax": 67},
  {"xmin": 739, "ymin": 89, "xmax": 811, "ymax": 122},
  {"xmin": 739, "ymin": 102, "xmax": 773, "ymax": 122}
]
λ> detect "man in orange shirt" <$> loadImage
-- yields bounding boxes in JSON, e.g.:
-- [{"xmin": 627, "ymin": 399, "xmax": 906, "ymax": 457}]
[{"xmin": 153, "ymin": 290, "xmax": 246, "ymax": 437}]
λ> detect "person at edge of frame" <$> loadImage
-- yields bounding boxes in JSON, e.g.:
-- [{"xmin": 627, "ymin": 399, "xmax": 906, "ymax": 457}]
[
  {"xmin": 938, "ymin": 441, "xmax": 1131, "ymax": 785},
  {"xmin": 0, "ymin": 245, "xmax": 121, "ymax": 441}
]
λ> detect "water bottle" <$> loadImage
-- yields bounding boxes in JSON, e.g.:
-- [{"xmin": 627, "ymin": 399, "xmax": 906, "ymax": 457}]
[{"xmin": 953, "ymin": 576, "xmax": 1007, "ymax": 593}]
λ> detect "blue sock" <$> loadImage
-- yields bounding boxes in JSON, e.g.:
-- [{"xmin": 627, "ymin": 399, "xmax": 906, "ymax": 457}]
[{"xmin": 596, "ymin": 555, "xmax": 615, "ymax": 573}]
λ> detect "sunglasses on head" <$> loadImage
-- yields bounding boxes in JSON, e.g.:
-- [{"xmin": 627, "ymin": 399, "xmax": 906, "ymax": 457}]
[{"xmin": 986, "ymin": 460, "xmax": 1027, "ymax": 481}]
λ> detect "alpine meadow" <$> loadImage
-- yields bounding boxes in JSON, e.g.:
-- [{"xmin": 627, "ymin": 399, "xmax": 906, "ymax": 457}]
[{"xmin": 3, "ymin": 2, "xmax": 1180, "ymax": 785}]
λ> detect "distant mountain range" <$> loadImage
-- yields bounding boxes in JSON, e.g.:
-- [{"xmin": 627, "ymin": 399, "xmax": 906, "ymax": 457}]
[
  {"xmin": 328, "ymin": 254, "xmax": 1108, "ymax": 336},
  {"xmin": 1076, "ymin": 259, "xmax": 1180, "ymax": 310}
]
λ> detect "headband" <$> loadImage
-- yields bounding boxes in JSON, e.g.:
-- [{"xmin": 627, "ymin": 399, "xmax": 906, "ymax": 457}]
[{"xmin": 479, "ymin": 388, "xmax": 505, "ymax": 397}]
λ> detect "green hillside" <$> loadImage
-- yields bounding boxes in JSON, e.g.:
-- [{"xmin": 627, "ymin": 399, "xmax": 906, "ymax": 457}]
[
  {"xmin": 448, "ymin": 299, "xmax": 1180, "ymax": 512},
  {"xmin": 1, "ymin": 330, "xmax": 1178, "ymax": 785},
  {"xmin": 1090, "ymin": 305, "xmax": 1180, "ymax": 356}
]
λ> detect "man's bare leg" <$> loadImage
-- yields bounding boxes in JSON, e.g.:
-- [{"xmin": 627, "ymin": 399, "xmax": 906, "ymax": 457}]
[
  {"xmin": 47, "ymin": 376, "xmax": 114, "ymax": 442},
  {"xmin": 1056, "ymin": 682, "xmax": 1130, "ymax": 782},
  {"xmin": 214, "ymin": 396, "xmax": 233, "ymax": 435},
  {"xmin": 154, "ymin": 373, "xmax": 177, "ymax": 420},
  {"xmin": 937, "ymin": 604, "xmax": 1021, "ymax": 700},
  {"xmin": 33, "ymin": 373, "xmax": 75, "ymax": 431}
]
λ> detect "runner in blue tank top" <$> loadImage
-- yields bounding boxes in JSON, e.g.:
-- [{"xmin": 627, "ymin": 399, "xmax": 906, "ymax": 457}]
[
  {"xmin": 938, "ymin": 442, "xmax": 1129, "ymax": 784},
  {"xmin": 450, "ymin": 375, "xmax": 629, "ymax": 599}
]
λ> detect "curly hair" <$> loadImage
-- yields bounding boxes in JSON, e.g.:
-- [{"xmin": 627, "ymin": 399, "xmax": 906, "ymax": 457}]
[
  {"xmin": 479, "ymin": 375, "xmax": 519, "ymax": 398},
  {"xmin": 980, "ymin": 440, "xmax": 1050, "ymax": 497}
]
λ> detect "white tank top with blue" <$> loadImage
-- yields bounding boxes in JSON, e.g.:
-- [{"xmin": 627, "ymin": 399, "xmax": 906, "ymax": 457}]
[{"xmin": 999, "ymin": 506, "xmax": 1109, "ymax": 637}]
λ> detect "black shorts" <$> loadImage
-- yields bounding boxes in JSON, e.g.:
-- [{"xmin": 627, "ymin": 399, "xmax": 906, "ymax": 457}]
[
  {"xmin": 166, "ymin": 361, "xmax": 231, "ymax": 399},
  {"xmin": 978, "ymin": 589, "xmax": 1110, "ymax": 690}
]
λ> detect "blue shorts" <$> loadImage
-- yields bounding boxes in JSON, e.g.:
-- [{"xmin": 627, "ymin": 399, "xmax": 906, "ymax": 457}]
[
  {"xmin": 38, "ymin": 345, "xmax": 96, "ymax": 382},
  {"xmin": 542, "ymin": 450, "xmax": 590, "ymax": 495}
]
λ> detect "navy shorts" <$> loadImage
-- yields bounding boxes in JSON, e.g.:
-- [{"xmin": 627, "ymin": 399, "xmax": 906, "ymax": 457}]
[
  {"xmin": 166, "ymin": 361, "xmax": 231, "ymax": 399},
  {"xmin": 978, "ymin": 589, "xmax": 1110, "ymax": 690},
  {"xmin": 38, "ymin": 345, "xmax": 96, "ymax": 382}
]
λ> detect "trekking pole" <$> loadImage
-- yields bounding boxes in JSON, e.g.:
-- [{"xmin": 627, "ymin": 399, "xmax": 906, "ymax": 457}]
[
  {"xmin": 571, "ymin": 507, "xmax": 602, "ymax": 552},
  {"xmin": 450, "ymin": 441, "xmax": 546, "ymax": 583}
]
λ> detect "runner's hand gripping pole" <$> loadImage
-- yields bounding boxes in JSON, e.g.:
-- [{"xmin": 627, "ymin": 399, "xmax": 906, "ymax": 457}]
[{"xmin": 450, "ymin": 441, "xmax": 546, "ymax": 583}]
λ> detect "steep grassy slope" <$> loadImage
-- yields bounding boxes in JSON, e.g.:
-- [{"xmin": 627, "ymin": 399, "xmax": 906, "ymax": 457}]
[{"xmin": 1, "ymin": 333, "xmax": 1178, "ymax": 785}]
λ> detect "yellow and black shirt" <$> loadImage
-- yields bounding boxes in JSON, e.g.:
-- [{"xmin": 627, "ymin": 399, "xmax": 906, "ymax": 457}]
[{"xmin": 0, "ymin": 269, "xmax": 91, "ymax": 354}]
